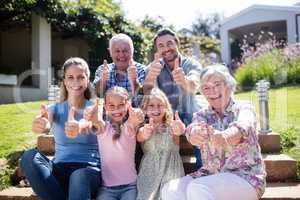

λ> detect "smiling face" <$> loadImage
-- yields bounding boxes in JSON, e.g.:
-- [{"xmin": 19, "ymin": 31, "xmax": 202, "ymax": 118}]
[
  {"xmin": 201, "ymin": 74, "xmax": 232, "ymax": 113},
  {"xmin": 63, "ymin": 64, "xmax": 89, "ymax": 99},
  {"xmin": 104, "ymin": 92, "xmax": 129, "ymax": 123},
  {"xmin": 155, "ymin": 34, "xmax": 179, "ymax": 63},
  {"xmin": 110, "ymin": 40, "xmax": 133, "ymax": 71},
  {"xmin": 145, "ymin": 96, "xmax": 167, "ymax": 123}
]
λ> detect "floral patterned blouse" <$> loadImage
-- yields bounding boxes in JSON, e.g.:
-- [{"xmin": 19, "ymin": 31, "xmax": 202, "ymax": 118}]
[{"xmin": 186, "ymin": 98, "xmax": 266, "ymax": 198}]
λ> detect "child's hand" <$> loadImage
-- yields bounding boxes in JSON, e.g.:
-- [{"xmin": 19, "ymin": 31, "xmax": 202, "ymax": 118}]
[
  {"xmin": 65, "ymin": 106, "xmax": 79, "ymax": 138},
  {"xmin": 139, "ymin": 118, "xmax": 155, "ymax": 141},
  {"xmin": 171, "ymin": 111, "xmax": 185, "ymax": 136},
  {"xmin": 128, "ymin": 104, "xmax": 144, "ymax": 128},
  {"xmin": 84, "ymin": 99, "xmax": 105, "ymax": 134},
  {"xmin": 32, "ymin": 105, "xmax": 50, "ymax": 134}
]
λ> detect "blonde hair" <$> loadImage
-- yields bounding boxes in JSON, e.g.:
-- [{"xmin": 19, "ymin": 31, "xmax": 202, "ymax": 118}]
[
  {"xmin": 104, "ymin": 86, "xmax": 130, "ymax": 141},
  {"xmin": 59, "ymin": 57, "xmax": 93, "ymax": 102},
  {"xmin": 141, "ymin": 88, "xmax": 173, "ymax": 125}
]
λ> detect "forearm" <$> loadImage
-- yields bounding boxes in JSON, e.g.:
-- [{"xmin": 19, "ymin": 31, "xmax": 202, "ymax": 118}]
[
  {"xmin": 223, "ymin": 126, "xmax": 243, "ymax": 146},
  {"xmin": 142, "ymin": 76, "xmax": 155, "ymax": 94},
  {"xmin": 95, "ymin": 79, "xmax": 107, "ymax": 97}
]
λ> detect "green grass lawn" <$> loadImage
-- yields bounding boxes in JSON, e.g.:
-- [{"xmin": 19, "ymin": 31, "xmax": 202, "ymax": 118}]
[
  {"xmin": 236, "ymin": 86, "xmax": 300, "ymax": 175},
  {"xmin": 0, "ymin": 86, "xmax": 299, "ymax": 189}
]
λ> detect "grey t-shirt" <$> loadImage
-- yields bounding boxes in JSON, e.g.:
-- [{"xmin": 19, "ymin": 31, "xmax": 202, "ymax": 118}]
[{"xmin": 146, "ymin": 55, "xmax": 202, "ymax": 124}]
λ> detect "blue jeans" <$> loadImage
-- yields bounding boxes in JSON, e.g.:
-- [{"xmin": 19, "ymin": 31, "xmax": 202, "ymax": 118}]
[
  {"xmin": 179, "ymin": 112, "xmax": 203, "ymax": 169},
  {"xmin": 96, "ymin": 182, "xmax": 137, "ymax": 200},
  {"xmin": 20, "ymin": 149, "xmax": 101, "ymax": 200}
]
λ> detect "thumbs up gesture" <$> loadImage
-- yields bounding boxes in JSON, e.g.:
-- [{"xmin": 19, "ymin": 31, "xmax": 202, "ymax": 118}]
[
  {"xmin": 127, "ymin": 59, "xmax": 138, "ymax": 94},
  {"xmin": 101, "ymin": 59, "xmax": 109, "ymax": 84},
  {"xmin": 84, "ymin": 99, "xmax": 105, "ymax": 134},
  {"xmin": 147, "ymin": 53, "xmax": 163, "ymax": 83},
  {"xmin": 32, "ymin": 105, "xmax": 51, "ymax": 134},
  {"xmin": 138, "ymin": 118, "xmax": 155, "ymax": 141},
  {"xmin": 127, "ymin": 104, "xmax": 144, "ymax": 129},
  {"xmin": 170, "ymin": 111, "xmax": 186, "ymax": 136},
  {"xmin": 65, "ymin": 106, "xmax": 80, "ymax": 138},
  {"xmin": 172, "ymin": 57, "xmax": 187, "ymax": 87}
]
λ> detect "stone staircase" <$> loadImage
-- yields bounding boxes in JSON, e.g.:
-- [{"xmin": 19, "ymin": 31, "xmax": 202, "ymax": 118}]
[{"xmin": 0, "ymin": 132, "xmax": 300, "ymax": 200}]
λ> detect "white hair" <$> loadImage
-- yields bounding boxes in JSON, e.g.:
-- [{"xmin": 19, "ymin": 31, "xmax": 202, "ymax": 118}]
[
  {"xmin": 199, "ymin": 64, "xmax": 237, "ymax": 94},
  {"xmin": 109, "ymin": 33, "xmax": 134, "ymax": 55}
]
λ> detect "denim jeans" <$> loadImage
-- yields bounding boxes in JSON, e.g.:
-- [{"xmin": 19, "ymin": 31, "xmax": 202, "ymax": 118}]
[
  {"xmin": 179, "ymin": 112, "xmax": 203, "ymax": 169},
  {"xmin": 20, "ymin": 149, "xmax": 101, "ymax": 200},
  {"xmin": 96, "ymin": 182, "xmax": 137, "ymax": 200}
]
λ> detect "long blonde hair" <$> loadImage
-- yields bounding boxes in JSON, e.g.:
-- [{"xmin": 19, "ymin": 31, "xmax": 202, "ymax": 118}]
[
  {"xmin": 59, "ymin": 57, "xmax": 93, "ymax": 102},
  {"xmin": 141, "ymin": 88, "xmax": 173, "ymax": 125},
  {"xmin": 104, "ymin": 86, "xmax": 129, "ymax": 141}
]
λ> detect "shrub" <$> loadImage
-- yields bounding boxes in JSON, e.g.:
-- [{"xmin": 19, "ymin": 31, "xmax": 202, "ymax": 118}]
[{"xmin": 235, "ymin": 40, "xmax": 300, "ymax": 90}]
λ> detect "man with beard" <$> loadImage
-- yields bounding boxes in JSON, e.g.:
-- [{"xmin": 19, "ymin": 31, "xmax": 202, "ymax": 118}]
[{"xmin": 142, "ymin": 28, "xmax": 203, "ymax": 169}]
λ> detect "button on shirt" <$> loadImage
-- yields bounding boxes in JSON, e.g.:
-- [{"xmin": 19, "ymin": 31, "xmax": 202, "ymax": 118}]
[
  {"xmin": 186, "ymin": 99, "xmax": 266, "ymax": 198},
  {"xmin": 93, "ymin": 62, "xmax": 146, "ymax": 105}
]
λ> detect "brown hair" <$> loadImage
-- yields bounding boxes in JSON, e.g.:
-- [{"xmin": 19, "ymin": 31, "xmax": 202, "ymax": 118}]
[
  {"xmin": 60, "ymin": 57, "xmax": 93, "ymax": 102},
  {"xmin": 153, "ymin": 28, "xmax": 180, "ymax": 50},
  {"xmin": 141, "ymin": 88, "xmax": 173, "ymax": 125},
  {"xmin": 104, "ymin": 86, "xmax": 129, "ymax": 141}
]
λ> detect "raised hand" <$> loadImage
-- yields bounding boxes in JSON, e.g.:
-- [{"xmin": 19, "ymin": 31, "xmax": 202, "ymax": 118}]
[
  {"xmin": 101, "ymin": 59, "xmax": 109, "ymax": 84},
  {"xmin": 89, "ymin": 98, "xmax": 105, "ymax": 134},
  {"xmin": 128, "ymin": 104, "xmax": 144, "ymax": 128},
  {"xmin": 170, "ymin": 111, "xmax": 185, "ymax": 136},
  {"xmin": 127, "ymin": 59, "xmax": 138, "ymax": 95},
  {"xmin": 147, "ymin": 53, "xmax": 163, "ymax": 83},
  {"xmin": 188, "ymin": 122, "xmax": 211, "ymax": 148},
  {"xmin": 139, "ymin": 118, "xmax": 155, "ymax": 141},
  {"xmin": 65, "ymin": 106, "xmax": 79, "ymax": 138},
  {"xmin": 32, "ymin": 105, "xmax": 50, "ymax": 134},
  {"xmin": 172, "ymin": 57, "xmax": 187, "ymax": 87}
]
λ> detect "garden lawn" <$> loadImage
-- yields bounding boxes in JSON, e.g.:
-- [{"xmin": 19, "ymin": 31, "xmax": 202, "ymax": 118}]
[{"xmin": 236, "ymin": 86, "xmax": 300, "ymax": 172}]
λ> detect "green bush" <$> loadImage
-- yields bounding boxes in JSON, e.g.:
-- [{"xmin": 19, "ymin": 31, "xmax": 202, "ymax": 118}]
[{"xmin": 235, "ymin": 44, "xmax": 300, "ymax": 90}]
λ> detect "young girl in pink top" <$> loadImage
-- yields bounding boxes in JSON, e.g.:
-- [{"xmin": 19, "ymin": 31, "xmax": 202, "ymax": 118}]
[{"xmin": 84, "ymin": 86, "xmax": 144, "ymax": 200}]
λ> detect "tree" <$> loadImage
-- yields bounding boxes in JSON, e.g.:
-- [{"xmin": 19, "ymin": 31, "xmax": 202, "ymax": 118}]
[{"xmin": 191, "ymin": 13, "xmax": 223, "ymax": 39}]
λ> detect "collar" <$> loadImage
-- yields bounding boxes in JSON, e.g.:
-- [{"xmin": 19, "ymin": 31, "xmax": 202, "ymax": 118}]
[{"xmin": 207, "ymin": 97, "xmax": 235, "ymax": 116}]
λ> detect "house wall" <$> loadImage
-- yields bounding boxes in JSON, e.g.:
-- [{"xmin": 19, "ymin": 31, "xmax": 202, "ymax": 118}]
[
  {"xmin": 221, "ymin": 7, "xmax": 300, "ymax": 64},
  {"xmin": 0, "ymin": 28, "xmax": 31, "ymax": 71}
]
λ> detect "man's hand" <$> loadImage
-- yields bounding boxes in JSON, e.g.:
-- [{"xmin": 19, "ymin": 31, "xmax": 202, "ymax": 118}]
[
  {"xmin": 146, "ymin": 53, "xmax": 162, "ymax": 84},
  {"xmin": 172, "ymin": 57, "xmax": 187, "ymax": 89}
]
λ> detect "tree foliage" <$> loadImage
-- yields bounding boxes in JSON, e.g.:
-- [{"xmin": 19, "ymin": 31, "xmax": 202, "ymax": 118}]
[
  {"xmin": 0, "ymin": 0, "xmax": 153, "ymax": 64},
  {"xmin": 191, "ymin": 13, "xmax": 223, "ymax": 39}
]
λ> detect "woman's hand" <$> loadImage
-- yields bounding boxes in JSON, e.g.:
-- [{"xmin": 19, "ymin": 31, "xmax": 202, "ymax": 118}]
[
  {"xmin": 188, "ymin": 122, "xmax": 212, "ymax": 148},
  {"xmin": 65, "ymin": 106, "xmax": 80, "ymax": 138},
  {"xmin": 32, "ymin": 105, "xmax": 51, "ymax": 134}
]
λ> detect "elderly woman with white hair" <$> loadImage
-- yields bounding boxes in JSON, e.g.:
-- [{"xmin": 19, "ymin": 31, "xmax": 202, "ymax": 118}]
[{"xmin": 162, "ymin": 64, "xmax": 266, "ymax": 200}]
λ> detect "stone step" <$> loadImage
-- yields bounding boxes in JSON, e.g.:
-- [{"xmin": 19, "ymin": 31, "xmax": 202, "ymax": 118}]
[
  {"xmin": 180, "ymin": 132, "xmax": 281, "ymax": 155},
  {"xmin": 182, "ymin": 153, "xmax": 297, "ymax": 182},
  {"xmin": 1, "ymin": 183, "xmax": 300, "ymax": 200}
]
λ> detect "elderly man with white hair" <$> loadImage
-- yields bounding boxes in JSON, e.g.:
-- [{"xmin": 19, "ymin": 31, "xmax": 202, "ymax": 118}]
[
  {"xmin": 93, "ymin": 33, "xmax": 146, "ymax": 106},
  {"xmin": 162, "ymin": 64, "xmax": 266, "ymax": 200}
]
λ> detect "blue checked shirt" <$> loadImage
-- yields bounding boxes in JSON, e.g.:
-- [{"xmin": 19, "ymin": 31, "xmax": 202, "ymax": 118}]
[{"xmin": 93, "ymin": 62, "xmax": 146, "ymax": 106}]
